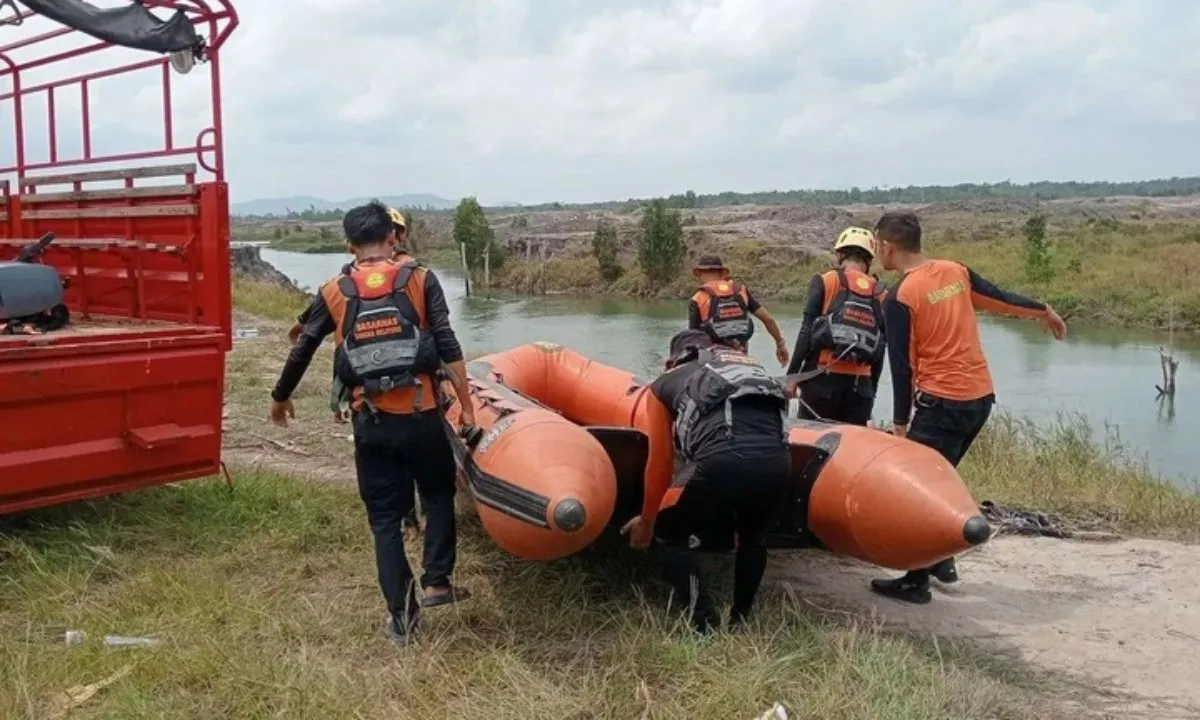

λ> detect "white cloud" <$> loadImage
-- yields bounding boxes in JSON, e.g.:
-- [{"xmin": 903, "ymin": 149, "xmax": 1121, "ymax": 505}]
[{"xmin": 1, "ymin": 0, "xmax": 1195, "ymax": 204}]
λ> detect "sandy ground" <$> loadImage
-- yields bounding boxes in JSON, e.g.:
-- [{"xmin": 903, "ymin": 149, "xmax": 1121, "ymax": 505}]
[{"xmin": 770, "ymin": 536, "xmax": 1200, "ymax": 719}]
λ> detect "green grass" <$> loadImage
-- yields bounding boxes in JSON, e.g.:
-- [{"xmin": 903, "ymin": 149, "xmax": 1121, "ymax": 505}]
[
  {"xmin": 231, "ymin": 278, "xmax": 311, "ymax": 322},
  {"xmin": 267, "ymin": 236, "xmax": 345, "ymax": 254},
  {"xmin": 0, "ymin": 473, "xmax": 1044, "ymax": 719},
  {"xmin": 928, "ymin": 219, "xmax": 1200, "ymax": 329},
  {"xmin": 264, "ymin": 230, "xmax": 345, "ymax": 254},
  {"xmin": 959, "ymin": 412, "xmax": 1200, "ymax": 538}
]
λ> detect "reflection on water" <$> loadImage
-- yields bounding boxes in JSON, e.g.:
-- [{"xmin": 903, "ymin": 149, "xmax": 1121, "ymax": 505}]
[{"xmin": 261, "ymin": 249, "xmax": 1199, "ymax": 488}]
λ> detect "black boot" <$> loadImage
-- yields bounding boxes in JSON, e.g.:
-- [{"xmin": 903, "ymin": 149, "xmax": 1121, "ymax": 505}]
[
  {"xmin": 869, "ymin": 570, "xmax": 932, "ymax": 604},
  {"xmin": 691, "ymin": 601, "xmax": 721, "ymax": 635},
  {"xmin": 930, "ymin": 557, "xmax": 958, "ymax": 584}
]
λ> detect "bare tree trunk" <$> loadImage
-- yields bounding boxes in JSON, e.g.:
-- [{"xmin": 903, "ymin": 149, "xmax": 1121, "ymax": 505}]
[{"xmin": 459, "ymin": 242, "xmax": 471, "ymax": 297}]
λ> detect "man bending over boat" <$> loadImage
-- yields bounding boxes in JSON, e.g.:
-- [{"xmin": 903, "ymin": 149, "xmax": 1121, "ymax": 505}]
[
  {"xmin": 268, "ymin": 200, "xmax": 480, "ymax": 644},
  {"xmin": 621, "ymin": 329, "xmax": 792, "ymax": 633},
  {"xmin": 871, "ymin": 211, "xmax": 1067, "ymax": 604}
]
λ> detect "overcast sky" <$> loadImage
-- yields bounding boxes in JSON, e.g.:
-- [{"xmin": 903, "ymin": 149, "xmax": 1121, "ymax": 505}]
[{"xmin": 3, "ymin": 1, "xmax": 1197, "ymax": 204}]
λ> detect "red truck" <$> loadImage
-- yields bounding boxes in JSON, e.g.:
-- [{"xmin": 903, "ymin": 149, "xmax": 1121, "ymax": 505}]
[{"xmin": 0, "ymin": 1, "xmax": 240, "ymax": 514}]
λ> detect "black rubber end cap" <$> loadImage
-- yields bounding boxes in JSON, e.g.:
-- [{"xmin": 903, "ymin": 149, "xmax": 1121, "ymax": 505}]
[
  {"xmin": 553, "ymin": 498, "xmax": 586, "ymax": 532},
  {"xmin": 962, "ymin": 515, "xmax": 992, "ymax": 546}
]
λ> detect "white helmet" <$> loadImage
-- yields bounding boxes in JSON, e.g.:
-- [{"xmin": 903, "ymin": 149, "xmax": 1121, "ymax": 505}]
[{"xmin": 834, "ymin": 227, "xmax": 876, "ymax": 258}]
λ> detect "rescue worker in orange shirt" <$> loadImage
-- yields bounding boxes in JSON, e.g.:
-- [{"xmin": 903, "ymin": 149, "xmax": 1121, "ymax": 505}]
[
  {"xmin": 268, "ymin": 200, "xmax": 481, "ymax": 644},
  {"xmin": 287, "ymin": 207, "xmax": 422, "ymax": 539},
  {"xmin": 688, "ymin": 255, "xmax": 790, "ymax": 367},
  {"xmin": 785, "ymin": 227, "xmax": 887, "ymax": 424},
  {"xmin": 621, "ymin": 329, "xmax": 791, "ymax": 634},
  {"xmin": 870, "ymin": 211, "xmax": 1066, "ymax": 604}
]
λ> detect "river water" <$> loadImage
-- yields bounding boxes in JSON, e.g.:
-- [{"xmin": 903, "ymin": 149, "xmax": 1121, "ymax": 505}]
[{"xmin": 260, "ymin": 249, "xmax": 1198, "ymax": 489}]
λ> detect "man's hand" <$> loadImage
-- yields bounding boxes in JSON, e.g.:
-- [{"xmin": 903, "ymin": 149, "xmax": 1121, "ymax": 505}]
[
  {"xmin": 620, "ymin": 515, "xmax": 654, "ymax": 549},
  {"xmin": 784, "ymin": 378, "xmax": 800, "ymax": 399},
  {"xmin": 1041, "ymin": 305, "xmax": 1067, "ymax": 341},
  {"xmin": 774, "ymin": 340, "xmax": 790, "ymax": 367},
  {"xmin": 891, "ymin": 422, "xmax": 907, "ymax": 439},
  {"xmin": 269, "ymin": 399, "xmax": 295, "ymax": 427}
]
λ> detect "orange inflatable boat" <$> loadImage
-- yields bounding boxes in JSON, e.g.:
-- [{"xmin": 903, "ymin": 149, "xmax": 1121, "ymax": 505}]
[{"xmin": 441, "ymin": 342, "xmax": 991, "ymax": 570}]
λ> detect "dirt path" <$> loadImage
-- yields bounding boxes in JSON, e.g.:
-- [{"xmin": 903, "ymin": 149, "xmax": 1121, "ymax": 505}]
[{"xmin": 771, "ymin": 536, "xmax": 1200, "ymax": 719}]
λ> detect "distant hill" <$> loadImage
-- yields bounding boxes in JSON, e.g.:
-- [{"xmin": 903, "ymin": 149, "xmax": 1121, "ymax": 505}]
[{"xmin": 232, "ymin": 193, "xmax": 456, "ymax": 217}]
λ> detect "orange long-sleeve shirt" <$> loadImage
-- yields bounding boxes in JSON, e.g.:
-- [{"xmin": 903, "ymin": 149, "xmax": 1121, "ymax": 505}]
[{"xmin": 885, "ymin": 259, "xmax": 1048, "ymax": 424}]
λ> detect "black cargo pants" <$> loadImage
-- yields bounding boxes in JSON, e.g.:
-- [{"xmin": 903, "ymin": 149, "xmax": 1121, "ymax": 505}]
[
  {"xmin": 351, "ymin": 408, "xmax": 459, "ymax": 626},
  {"xmin": 795, "ymin": 373, "xmax": 875, "ymax": 425},
  {"xmin": 904, "ymin": 390, "xmax": 995, "ymax": 582},
  {"xmin": 653, "ymin": 448, "xmax": 791, "ymax": 631}
]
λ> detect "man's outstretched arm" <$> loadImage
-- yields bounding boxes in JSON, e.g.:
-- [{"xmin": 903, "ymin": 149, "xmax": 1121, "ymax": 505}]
[{"xmin": 964, "ymin": 265, "xmax": 1066, "ymax": 339}]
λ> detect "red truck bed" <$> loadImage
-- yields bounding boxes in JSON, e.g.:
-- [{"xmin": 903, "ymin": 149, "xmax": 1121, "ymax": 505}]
[
  {"xmin": 0, "ymin": 165, "xmax": 232, "ymax": 514},
  {"xmin": 1, "ymin": 1, "xmax": 239, "ymax": 514}
]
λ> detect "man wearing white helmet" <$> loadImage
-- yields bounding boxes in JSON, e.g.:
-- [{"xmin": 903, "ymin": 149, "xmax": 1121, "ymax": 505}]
[{"xmin": 784, "ymin": 227, "xmax": 887, "ymax": 425}]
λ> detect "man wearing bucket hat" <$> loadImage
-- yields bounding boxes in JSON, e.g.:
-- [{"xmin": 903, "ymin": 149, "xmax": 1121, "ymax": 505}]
[
  {"xmin": 687, "ymin": 255, "xmax": 790, "ymax": 367},
  {"xmin": 784, "ymin": 227, "xmax": 887, "ymax": 424}
]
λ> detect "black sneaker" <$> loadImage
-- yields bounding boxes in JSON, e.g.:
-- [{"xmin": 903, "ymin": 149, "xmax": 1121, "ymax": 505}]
[
  {"xmin": 869, "ymin": 574, "xmax": 932, "ymax": 604},
  {"xmin": 386, "ymin": 613, "xmax": 418, "ymax": 646},
  {"xmin": 930, "ymin": 558, "xmax": 959, "ymax": 584}
]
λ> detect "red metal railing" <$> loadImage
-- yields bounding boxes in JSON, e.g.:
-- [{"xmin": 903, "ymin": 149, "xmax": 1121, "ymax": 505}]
[{"xmin": 0, "ymin": 0, "xmax": 239, "ymax": 181}]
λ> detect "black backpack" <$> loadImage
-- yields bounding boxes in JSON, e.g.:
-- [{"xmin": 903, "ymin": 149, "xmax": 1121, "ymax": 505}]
[
  {"xmin": 697, "ymin": 280, "xmax": 754, "ymax": 346},
  {"xmin": 332, "ymin": 263, "xmax": 439, "ymax": 399},
  {"xmin": 810, "ymin": 269, "xmax": 884, "ymax": 365}
]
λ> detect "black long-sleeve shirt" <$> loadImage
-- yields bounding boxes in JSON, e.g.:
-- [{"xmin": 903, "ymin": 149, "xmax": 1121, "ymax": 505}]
[
  {"xmin": 785, "ymin": 272, "xmax": 886, "ymax": 393},
  {"xmin": 270, "ymin": 267, "xmax": 463, "ymax": 402}
]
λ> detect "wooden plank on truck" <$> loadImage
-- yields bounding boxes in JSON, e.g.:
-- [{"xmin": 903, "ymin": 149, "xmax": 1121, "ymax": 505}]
[
  {"xmin": 20, "ymin": 164, "xmax": 198, "ymax": 188},
  {"xmin": 22, "ymin": 204, "xmax": 198, "ymax": 219},
  {"xmin": 21, "ymin": 184, "xmax": 198, "ymax": 203},
  {"xmin": 0, "ymin": 238, "xmax": 181, "ymax": 251}
]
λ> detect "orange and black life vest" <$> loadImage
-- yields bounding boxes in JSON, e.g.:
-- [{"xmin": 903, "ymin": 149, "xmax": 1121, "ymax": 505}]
[
  {"xmin": 319, "ymin": 256, "xmax": 441, "ymax": 414},
  {"xmin": 693, "ymin": 279, "xmax": 753, "ymax": 346},
  {"xmin": 810, "ymin": 268, "xmax": 884, "ymax": 376}
]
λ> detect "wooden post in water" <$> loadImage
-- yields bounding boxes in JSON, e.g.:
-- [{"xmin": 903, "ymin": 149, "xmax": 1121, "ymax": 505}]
[
  {"xmin": 539, "ymin": 242, "xmax": 548, "ymax": 295},
  {"xmin": 525, "ymin": 242, "xmax": 533, "ymax": 295},
  {"xmin": 459, "ymin": 242, "xmax": 472, "ymax": 297},
  {"xmin": 1156, "ymin": 304, "xmax": 1178, "ymax": 399},
  {"xmin": 484, "ymin": 245, "xmax": 491, "ymax": 294}
]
